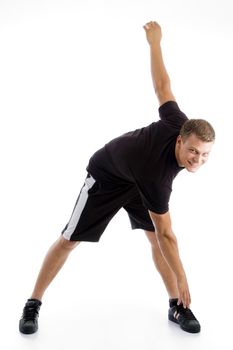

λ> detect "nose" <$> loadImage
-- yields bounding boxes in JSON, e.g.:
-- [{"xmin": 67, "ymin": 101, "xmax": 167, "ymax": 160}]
[
  {"xmin": 193, "ymin": 156, "xmax": 199, "ymax": 163},
  {"xmin": 193, "ymin": 155, "xmax": 203, "ymax": 165}
]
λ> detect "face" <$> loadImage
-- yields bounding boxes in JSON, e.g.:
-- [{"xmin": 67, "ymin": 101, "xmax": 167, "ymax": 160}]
[{"xmin": 175, "ymin": 134, "xmax": 214, "ymax": 173}]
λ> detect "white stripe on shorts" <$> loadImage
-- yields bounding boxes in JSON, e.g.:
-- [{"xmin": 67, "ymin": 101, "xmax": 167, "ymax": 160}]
[{"xmin": 62, "ymin": 175, "xmax": 96, "ymax": 240}]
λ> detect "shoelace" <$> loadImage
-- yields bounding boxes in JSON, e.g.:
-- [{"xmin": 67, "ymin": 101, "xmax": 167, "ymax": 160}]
[
  {"xmin": 176, "ymin": 305, "xmax": 196, "ymax": 320},
  {"xmin": 22, "ymin": 304, "xmax": 40, "ymax": 321}
]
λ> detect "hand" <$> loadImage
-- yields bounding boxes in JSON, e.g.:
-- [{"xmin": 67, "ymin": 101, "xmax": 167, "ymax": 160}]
[
  {"xmin": 177, "ymin": 276, "xmax": 191, "ymax": 308},
  {"xmin": 143, "ymin": 21, "xmax": 162, "ymax": 46}
]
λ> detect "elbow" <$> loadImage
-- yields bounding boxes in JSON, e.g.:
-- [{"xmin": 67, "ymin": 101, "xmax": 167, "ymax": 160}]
[
  {"xmin": 156, "ymin": 77, "xmax": 170, "ymax": 88},
  {"xmin": 155, "ymin": 81, "xmax": 171, "ymax": 98},
  {"xmin": 155, "ymin": 81, "xmax": 175, "ymax": 105}
]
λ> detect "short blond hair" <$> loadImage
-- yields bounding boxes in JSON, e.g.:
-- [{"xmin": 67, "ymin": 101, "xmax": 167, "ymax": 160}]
[{"xmin": 180, "ymin": 119, "xmax": 215, "ymax": 142}]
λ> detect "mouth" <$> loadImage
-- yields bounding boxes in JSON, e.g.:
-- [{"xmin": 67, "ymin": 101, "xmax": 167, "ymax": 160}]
[{"xmin": 187, "ymin": 160, "xmax": 199, "ymax": 171}]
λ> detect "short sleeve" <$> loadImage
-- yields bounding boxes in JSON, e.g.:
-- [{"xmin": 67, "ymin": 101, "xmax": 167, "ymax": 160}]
[
  {"xmin": 137, "ymin": 180, "xmax": 172, "ymax": 214},
  {"xmin": 159, "ymin": 101, "xmax": 188, "ymax": 130}
]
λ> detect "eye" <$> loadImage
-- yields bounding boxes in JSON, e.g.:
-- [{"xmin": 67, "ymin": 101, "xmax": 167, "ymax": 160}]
[
  {"xmin": 189, "ymin": 148, "xmax": 197, "ymax": 154},
  {"xmin": 202, "ymin": 152, "xmax": 209, "ymax": 158}
]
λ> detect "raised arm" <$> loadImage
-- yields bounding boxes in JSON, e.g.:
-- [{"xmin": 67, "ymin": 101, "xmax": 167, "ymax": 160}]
[{"xmin": 143, "ymin": 21, "xmax": 176, "ymax": 106}]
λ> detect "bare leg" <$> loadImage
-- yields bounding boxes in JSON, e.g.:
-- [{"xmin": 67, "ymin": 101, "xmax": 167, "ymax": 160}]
[
  {"xmin": 30, "ymin": 236, "xmax": 80, "ymax": 301},
  {"xmin": 145, "ymin": 230, "xmax": 179, "ymax": 299}
]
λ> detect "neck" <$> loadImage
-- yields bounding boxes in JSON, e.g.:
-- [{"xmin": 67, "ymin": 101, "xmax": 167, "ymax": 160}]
[{"xmin": 175, "ymin": 142, "xmax": 183, "ymax": 167}]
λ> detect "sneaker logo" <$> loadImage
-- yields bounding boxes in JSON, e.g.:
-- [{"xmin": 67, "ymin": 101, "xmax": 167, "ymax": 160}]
[{"xmin": 173, "ymin": 311, "xmax": 180, "ymax": 320}]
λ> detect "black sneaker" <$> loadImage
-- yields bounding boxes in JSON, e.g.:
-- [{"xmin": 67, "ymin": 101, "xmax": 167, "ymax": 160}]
[
  {"xmin": 19, "ymin": 299, "xmax": 42, "ymax": 334},
  {"xmin": 168, "ymin": 300, "xmax": 201, "ymax": 333}
]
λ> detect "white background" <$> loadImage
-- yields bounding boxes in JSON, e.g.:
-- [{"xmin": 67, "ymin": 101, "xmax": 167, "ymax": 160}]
[{"xmin": 0, "ymin": 0, "xmax": 232, "ymax": 349}]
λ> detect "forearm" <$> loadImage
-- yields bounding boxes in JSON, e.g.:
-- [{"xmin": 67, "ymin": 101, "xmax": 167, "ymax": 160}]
[
  {"xmin": 156, "ymin": 230, "xmax": 186, "ymax": 281},
  {"xmin": 144, "ymin": 21, "xmax": 175, "ymax": 105},
  {"xmin": 149, "ymin": 209, "xmax": 190, "ymax": 306},
  {"xmin": 150, "ymin": 43, "xmax": 171, "ymax": 95}
]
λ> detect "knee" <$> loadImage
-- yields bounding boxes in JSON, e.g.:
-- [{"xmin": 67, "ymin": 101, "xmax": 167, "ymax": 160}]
[{"xmin": 58, "ymin": 236, "xmax": 80, "ymax": 250}]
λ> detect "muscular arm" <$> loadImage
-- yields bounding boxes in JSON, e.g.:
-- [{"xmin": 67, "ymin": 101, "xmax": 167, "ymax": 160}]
[
  {"xmin": 149, "ymin": 210, "xmax": 191, "ymax": 308},
  {"xmin": 143, "ymin": 21, "xmax": 176, "ymax": 106}
]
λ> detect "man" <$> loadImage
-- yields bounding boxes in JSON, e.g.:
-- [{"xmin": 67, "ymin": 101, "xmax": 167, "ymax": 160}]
[{"xmin": 19, "ymin": 21, "xmax": 215, "ymax": 335}]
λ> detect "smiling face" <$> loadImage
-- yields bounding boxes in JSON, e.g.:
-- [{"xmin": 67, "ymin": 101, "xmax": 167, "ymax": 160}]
[{"xmin": 175, "ymin": 134, "xmax": 214, "ymax": 173}]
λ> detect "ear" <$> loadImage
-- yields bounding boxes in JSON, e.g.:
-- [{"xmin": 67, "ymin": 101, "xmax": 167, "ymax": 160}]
[{"xmin": 176, "ymin": 135, "xmax": 182, "ymax": 145}]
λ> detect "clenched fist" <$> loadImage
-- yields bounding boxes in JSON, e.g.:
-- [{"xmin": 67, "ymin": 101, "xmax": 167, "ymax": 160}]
[{"xmin": 143, "ymin": 21, "xmax": 162, "ymax": 46}]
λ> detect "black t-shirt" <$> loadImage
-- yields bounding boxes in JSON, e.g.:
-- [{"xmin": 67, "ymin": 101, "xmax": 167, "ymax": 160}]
[{"xmin": 87, "ymin": 101, "xmax": 188, "ymax": 214}]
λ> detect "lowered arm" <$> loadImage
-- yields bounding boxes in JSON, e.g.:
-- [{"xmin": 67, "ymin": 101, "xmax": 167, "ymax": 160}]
[{"xmin": 149, "ymin": 210, "xmax": 191, "ymax": 308}]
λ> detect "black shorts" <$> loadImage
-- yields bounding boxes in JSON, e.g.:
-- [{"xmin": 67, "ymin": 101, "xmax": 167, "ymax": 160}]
[{"xmin": 61, "ymin": 173, "xmax": 155, "ymax": 242}]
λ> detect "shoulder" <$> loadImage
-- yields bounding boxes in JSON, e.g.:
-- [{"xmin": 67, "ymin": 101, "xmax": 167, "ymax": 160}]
[{"xmin": 158, "ymin": 101, "xmax": 188, "ymax": 129}]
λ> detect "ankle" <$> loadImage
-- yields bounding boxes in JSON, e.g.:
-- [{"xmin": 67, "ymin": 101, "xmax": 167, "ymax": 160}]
[
  {"xmin": 169, "ymin": 298, "xmax": 179, "ymax": 308},
  {"xmin": 30, "ymin": 298, "xmax": 42, "ymax": 302},
  {"xmin": 30, "ymin": 294, "xmax": 43, "ymax": 302}
]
